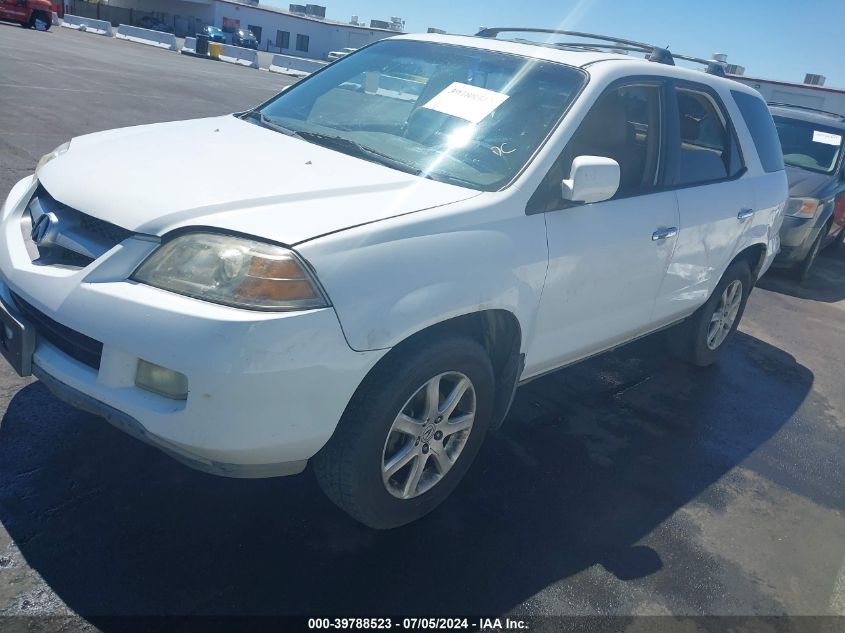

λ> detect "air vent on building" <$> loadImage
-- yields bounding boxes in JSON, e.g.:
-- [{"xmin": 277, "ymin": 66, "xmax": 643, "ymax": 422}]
[
  {"xmin": 725, "ymin": 64, "xmax": 745, "ymax": 76},
  {"xmin": 289, "ymin": 4, "xmax": 306, "ymax": 14},
  {"xmin": 305, "ymin": 4, "xmax": 326, "ymax": 18},
  {"xmin": 804, "ymin": 74, "xmax": 826, "ymax": 86}
]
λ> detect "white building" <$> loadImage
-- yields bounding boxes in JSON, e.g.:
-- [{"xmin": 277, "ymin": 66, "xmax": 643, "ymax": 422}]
[
  {"xmin": 74, "ymin": 0, "xmax": 400, "ymax": 60},
  {"xmin": 728, "ymin": 74, "xmax": 845, "ymax": 116}
]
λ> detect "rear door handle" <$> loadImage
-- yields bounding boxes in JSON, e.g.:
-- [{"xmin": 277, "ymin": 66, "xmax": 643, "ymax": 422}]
[
  {"xmin": 737, "ymin": 208, "xmax": 754, "ymax": 220},
  {"xmin": 652, "ymin": 227, "xmax": 678, "ymax": 241}
]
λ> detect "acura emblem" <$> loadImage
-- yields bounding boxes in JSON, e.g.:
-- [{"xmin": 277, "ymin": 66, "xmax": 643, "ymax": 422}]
[{"xmin": 31, "ymin": 213, "xmax": 54, "ymax": 245}]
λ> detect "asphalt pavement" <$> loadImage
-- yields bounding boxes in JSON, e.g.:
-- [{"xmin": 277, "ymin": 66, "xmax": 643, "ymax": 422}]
[{"xmin": 0, "ymin": 24, "xmax": 843, "ymax": 629}]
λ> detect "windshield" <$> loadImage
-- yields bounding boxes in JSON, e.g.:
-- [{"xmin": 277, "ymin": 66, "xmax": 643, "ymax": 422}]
[
  {"xmin": 251, "ymin": 39, "xmax": 586, "ymax": 190},
  {"xmin": 773, "ymin": 115, "xmax": 844, "ymax": 174}
]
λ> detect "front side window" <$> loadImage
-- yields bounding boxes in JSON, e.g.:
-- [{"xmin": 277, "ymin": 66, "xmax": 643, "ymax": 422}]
[
  {"xmin": 772, "ymin": 116, "xmax": 843, "ymax": 174},
  {"xmin": 527, "ymin": 83, "xmax": 662, "ymax": 212},
  {"xmin": 675, "ymin": 88, "xmax": 740, "ymax": 185},
  {"xmin": 251, "ymin": 40, "xmax": 586, "ymax": 191}
]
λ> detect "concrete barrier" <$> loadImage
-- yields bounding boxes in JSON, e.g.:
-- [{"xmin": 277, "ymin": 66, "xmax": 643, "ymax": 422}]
[
  {"xmin": 115, "ymin": 24, "xmax": 178, "ymax": 51},
  {"xmin": 61, "ymin": 14, "xmax": 112, "ymax": 36},
  {"xmin": 182, "ymin": 37, "xmax": 197, "ymax": 54},
  {"xmin": 219, "ymin": 44, "xmax": 259, "ymax": 69},
  {"xmin": 269, "ymin": 54, "xmax": 328, "ymax": 77}
]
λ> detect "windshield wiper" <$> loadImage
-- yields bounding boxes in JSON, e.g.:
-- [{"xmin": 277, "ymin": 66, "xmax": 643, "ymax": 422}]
[
  {"xmin": 295, "ymin": 131, "xmax": 424, "ymax": 176},
  {"xmin": 243, "ymin": 111, "xmax": 304, "ymax": 139}
]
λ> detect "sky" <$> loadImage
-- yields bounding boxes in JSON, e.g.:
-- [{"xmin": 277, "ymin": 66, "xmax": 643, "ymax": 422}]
[{"xmin": 263, "ymin": 0, "xmax": 845, "ymax": 88}]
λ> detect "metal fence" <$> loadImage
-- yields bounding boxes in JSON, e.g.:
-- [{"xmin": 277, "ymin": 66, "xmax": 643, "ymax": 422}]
[{"xmin": 67, "ymin": 2, "xmax": 206, "ymax": 36}]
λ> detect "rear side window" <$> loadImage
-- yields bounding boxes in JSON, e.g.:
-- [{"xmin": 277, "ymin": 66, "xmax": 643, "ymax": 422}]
[
  {"xmin": 675, "ymin": 88, "xmax": 741, "ymax": 185},
  {"xmin": 731, "ymin": 91, "xmax": 785, "ymax": 173}
]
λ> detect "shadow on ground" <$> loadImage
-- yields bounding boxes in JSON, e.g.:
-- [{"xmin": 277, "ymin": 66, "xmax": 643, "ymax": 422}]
[
  {"xmin": 0, "ymin": 330, "xmax": 812, "ymax": 618},
  {"xmin": 758, "ymin": 245, "xmax": 845, "ymax": 303}
]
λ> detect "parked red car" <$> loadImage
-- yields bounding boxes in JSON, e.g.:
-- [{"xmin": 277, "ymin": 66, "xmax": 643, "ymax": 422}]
[{"xmin": 0, "ymin": 0, "xmax": 55, "ymax": 29}]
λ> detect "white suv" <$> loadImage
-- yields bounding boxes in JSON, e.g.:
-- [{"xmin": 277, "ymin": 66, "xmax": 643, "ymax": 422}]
[{"xmin": 0, "ymin": 30, "xmax": 786, "ymax": 528}]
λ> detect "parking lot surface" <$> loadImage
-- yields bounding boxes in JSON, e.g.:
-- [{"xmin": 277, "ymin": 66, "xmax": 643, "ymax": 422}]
[{"xmin": 0, "ymin": 25, "xmax": 844, "ymax": 625}]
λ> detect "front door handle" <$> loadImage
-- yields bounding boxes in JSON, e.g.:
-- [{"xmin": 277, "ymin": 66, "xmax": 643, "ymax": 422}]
[
  {"xmin": 737, "ymin": 208, "xmax": 754, "ymax": 220},
  {"xmin": 652, "ymin": 227, "xmax": 678, "ymax": 241}
]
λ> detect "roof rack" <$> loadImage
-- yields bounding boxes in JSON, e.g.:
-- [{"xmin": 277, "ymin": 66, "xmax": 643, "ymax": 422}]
[
  {"xmin": 474, "ymin": 27, "xmax": 727, "ymax": 76},
  {"xmin": 766, "ymin": 102, "xmax": 845, "ymax": 120}
]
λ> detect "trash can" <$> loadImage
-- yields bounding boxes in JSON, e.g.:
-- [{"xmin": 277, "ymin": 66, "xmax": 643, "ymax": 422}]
[
  {"xmin": 208, "ymin": 41, "xmax": 223, "ymax": 59},
  {"xmin": 195, "ymin": 34, "xmax": 209, "ymax": 56}
]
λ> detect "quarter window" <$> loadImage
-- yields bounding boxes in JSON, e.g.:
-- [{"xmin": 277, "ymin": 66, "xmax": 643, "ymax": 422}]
[
  {"xmin": 675, "ymin": 88, "xmax": 741, "ymax": 185},
  {"xmin": 732, "ymin": 91, "xmax": 786, "ymax": 173}
]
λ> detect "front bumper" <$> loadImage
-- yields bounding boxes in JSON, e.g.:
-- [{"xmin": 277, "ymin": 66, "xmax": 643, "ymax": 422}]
[
  {"xmin": 0, "ymin": 176, "xmax": 386, "ymax": 476},
  {"xmin": 772, "ymin": 215, "xmax": 820, "ymax": 266}
]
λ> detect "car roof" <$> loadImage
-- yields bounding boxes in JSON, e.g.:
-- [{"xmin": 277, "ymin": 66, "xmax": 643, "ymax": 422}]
[
  {"xmin": 768, "ymin": 104, "xmax": 845, "ymax": 129},
  {"xmin": 392, "ymin": 33, "xmax": 760, "ymax": 95}
]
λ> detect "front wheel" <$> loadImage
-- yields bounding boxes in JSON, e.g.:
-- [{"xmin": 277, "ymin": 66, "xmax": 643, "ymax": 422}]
[
  {"xmin": 313, "ymin": 336, "xmax": 494, "ymax": 529},
  {"xmin": 794, "ymin": 227, "xmax": 824, "ymax": 282},
  {"xmin": 667, "ymin": 260, "xmax": 752, "ymax": 367}
]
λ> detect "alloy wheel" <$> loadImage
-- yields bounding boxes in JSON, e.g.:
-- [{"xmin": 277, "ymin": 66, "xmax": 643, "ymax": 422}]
[
  {"xmin": 381, "ymin": 371, "xmax": 476, "ymax": 500},
  {"xmin": 706, "ymin": 279, "xmax": 743, "ymax": 350}
]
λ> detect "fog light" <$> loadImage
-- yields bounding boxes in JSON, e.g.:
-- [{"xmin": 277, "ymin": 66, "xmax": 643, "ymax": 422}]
[{"xmin": 135, "ymin": 359, "xmax": 189, "ymax": 400}]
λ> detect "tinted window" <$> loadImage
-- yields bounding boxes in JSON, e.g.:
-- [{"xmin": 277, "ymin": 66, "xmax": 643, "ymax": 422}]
[
  {"xmin": 773, "ymin": 116, "xmax": 843, "ymax": 174},
  {"xmin": 675, "ymin": 88, "xmax": 737, "ymax": 185},
  {"xmin": 527, "ymin": 84, "xmax": 662, "ymax": 212},
  {"xmin": 296, "ymin": 34, "xmax": 310, "ymax": 52},
  {"xmin": 732, "ymin": 91, "xmax": 785, "ymax": 173}
]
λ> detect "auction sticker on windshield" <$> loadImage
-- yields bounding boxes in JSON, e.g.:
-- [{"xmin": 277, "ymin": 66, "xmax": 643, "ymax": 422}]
[
  {"xmin": 422, "ymin": 82, "xmax": 510, "ymax": 123},
  {"xmin": 812, "ymin": 130, "xmax": 842, "ymax": 146}
]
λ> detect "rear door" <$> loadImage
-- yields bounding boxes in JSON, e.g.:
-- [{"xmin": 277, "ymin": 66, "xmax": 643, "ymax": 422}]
[{"xmin": 652, "ymin": 81, "xmax": 755, "ymax": 323}]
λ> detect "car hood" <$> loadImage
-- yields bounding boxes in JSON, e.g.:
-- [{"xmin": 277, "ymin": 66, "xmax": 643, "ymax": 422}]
[
  {"xmin": 37, "ymin": 115, "xmax": 479, "ymax": 244},
  {"xmin": 785, "ymin": 164, "xmax": 834, "ymax": 198}
]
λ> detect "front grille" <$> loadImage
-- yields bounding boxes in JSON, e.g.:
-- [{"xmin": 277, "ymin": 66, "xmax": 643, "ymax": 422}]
[
  {"xmin": 22, "ymin": 185, "xmax": 133, "ymax": 269},
  {"xmin": 12, "ymin": 293, "xmax": 103, "ymax": 370}
]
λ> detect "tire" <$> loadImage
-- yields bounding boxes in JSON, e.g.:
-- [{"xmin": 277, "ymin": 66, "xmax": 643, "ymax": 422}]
[
  {"xmin": 313, "ymin": 336, "xmax": 495, "ymax": 529},
  {"xmin": 829, "ymin": 224, "xmax": 845, "ymax": 252},
  {"xmin": 667, "ymin": 260, "xmax": 752, "ymax": 367},
  {"xmin": 794, "ymin": 227, "xmax": 824, "ymax": 282}
]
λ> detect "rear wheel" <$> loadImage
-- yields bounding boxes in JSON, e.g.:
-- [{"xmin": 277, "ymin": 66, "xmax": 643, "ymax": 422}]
[
  {"xmin": 313, "ymin": 336, "xmax": 494, "ymax": 529},
  {"xmin": 36, "ymin": 12, "xmax": 51, "ymax": 30},
  {"xmin": 667, "ymin": 260, "xmax": 752, "ymax": 367}
]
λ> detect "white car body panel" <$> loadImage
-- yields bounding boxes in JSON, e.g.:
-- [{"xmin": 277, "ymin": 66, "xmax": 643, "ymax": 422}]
[
  {"xmin": 0, "ymin": 33, "xmax": 788, "ymax": 476},
  {"xmin": 526, "ymin": 190, "xmax": 679, "ymax": 376},
  {"xmin": 37, "ymin": 115, "xmax": 479, "ymax": 244}
]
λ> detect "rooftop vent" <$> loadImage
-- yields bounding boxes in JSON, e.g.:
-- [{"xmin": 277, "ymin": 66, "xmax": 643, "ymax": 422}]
[
  {"xmin": 305, "ymin": 4, "xmax": 326, "ymax": 18},
  {"xmin": 725, "ymin": 64, "xmax": 745, "ymax": 76},
  {"xmin": 804, "ymin": 74, "xmax": 826, "ymax": 86}
]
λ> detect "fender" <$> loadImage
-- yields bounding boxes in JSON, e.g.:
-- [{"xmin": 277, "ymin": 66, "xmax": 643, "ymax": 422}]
[{"xmin": 297, "ymin": 193, "xmax": 548, "ymax": 353}]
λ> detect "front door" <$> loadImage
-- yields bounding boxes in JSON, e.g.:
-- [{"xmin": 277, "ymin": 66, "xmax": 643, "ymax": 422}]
[{"xmin": 524, "ymin": 81, "xmax": 679, "ymax": 378}]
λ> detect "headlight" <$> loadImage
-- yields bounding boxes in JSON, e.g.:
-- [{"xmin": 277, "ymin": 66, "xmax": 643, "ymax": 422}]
[
  {"xmin": 784, "ymin": 197, "xmax": 820, "ymax": 219},
  {"xmin": 132, "ymin": 232, "xmax": 329, "ymax": 311},
  {"xmin": 35, "ymin": 142, "xmax": 70, "ymax": 174}
]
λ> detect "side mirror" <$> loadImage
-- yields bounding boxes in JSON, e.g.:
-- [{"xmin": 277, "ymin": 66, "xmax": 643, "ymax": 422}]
[{"xmin": 561, "ymin": 156, "xmax": 621, "ymax": 204}]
